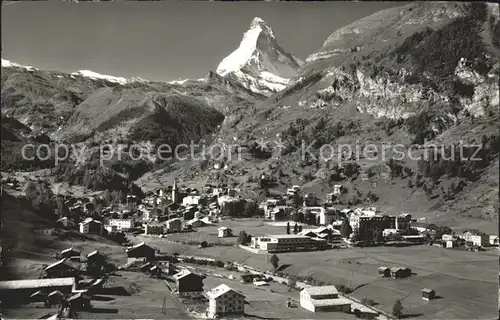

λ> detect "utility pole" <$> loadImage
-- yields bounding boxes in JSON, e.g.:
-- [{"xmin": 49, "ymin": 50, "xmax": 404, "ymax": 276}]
[
  {"xmin": 161, "ymin": 292, "xmax": 167, "ymax": 314},
  {"xmin": 347, "ymin": 270, "xmax": 353, "ymax": 289}
]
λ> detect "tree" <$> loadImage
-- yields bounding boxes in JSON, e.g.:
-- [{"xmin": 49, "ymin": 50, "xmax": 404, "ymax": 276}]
[
  {"xmin": 340, "ymin": 219, "xmax": 352, "ymax": 238},
  {"xmin": 373, "ymin": 230, "xmax": 383, "ymax": 243},
  {"xmin": 55, "ymin": 196, "xmax": 69, "ymax": 218},
  {"xmin": 298, "ymin": 225, "xmax": 303, "ymax": 232},
  {"xmin": 270, "ymin": 254, "xmax": 279, "ymax": 270},
  {"xmin": 351, "ymin": 229, "xmax": 360, "ymax": 242},
  {"xmin": 293, "ymin": 223, "xmax": 298, "ymax": 234},
  {"xmin": 292, "ymin": 193, "xmax": 302, "ymax": 208},
  {"xmin": 392, "ymin": 299, "xmax": 403, "ymax": 319},
  {"xmin": 286, "ymin": 222, "xmax": 291, "ymax": 234},
  {"xmin": 237, "ymin": 231, "xmax": 249, "ymax": 245}
]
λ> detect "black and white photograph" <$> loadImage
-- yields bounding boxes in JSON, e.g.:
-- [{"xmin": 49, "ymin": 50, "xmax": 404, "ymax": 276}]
[{"xmin": 1, "ymin": 1, "xmax": 499, "ymax": 319}]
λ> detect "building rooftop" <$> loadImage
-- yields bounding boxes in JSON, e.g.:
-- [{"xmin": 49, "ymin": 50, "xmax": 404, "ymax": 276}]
[
  {"xmin": 87, "ymin": 250, "xmax": 101, "ymax": 258},
  {"xmin": 267, "ymin": 234, "xmax": 311, "ymax": 239},
  {"xmin": 44, "ymin": 259, "xmax": 71, "ymax": 271},
  {"xmin": 173, "ymin": 269, "xmax": 194, "ymax": 280},
  {"xmin": 303, "ymin": 285, "xmax": 339, "ymax": 296},
  {"xmin": 310, "ymin": 297, "xmax": 352, "ymax": 307},
  {"xmin": 0, "ymin": 278, "xmax": 75, "ymax": 290},
  {"xmin": 206, "ymin": 284, "xmax": 244, "ymax": 299},
  {"xmin": 61, "ymin": 247, "xmax": 80, "ymax": 254},
  {"xmin": 126, "ymin": 242, "xmax": 152, "ymax": 252}
]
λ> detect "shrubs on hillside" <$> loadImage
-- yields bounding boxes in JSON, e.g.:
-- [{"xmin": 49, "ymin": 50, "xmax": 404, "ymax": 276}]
[
  {"xmin": 24, "ymin": 181, "xmax": 56, "ymax": 219},
  {"xmin": 53, "ymin": 161, "xmax": 144, "ymax": 198},
  {"xmin": 416, "ymin": 134, "xmax": 499, "ymax": 181},
  {"xmin": 1, "ymin": 141, "xmax": 56, "ymax": 171}
]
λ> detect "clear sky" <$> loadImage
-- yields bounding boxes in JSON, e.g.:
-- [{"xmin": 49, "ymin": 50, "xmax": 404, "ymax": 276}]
[{"xmin": 2, "ymin": 1, "xmax": 404, "ymax": 82}]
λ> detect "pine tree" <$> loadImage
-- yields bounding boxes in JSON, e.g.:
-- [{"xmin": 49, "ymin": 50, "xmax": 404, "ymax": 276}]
[
  {"xmin": 392, "ymin": 299, "xmax": 403, "ymax": 319},
  {"xmin": 286, "ymin": 222, "xmax": 291, "ymax": 234},
  {"xmin": 293, "ymin": 223, "xmax": 298, "ymax": 234},
  {"xmin": 270, "ymin": 254, "xmax": 279, "ymax": 270},
  {"xmin": 340, "ymin": 219, "xmax": 352, "ymax": 238}
]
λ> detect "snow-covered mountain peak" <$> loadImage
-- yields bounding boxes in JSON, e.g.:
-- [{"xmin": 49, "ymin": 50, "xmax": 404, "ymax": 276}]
[
  {"xmin": 215, "ymin": 17, "xmax": 303, "ymax": 96},
  {"xmin": 250, "ymin": 17, "xmax": 275, "ymax": 38}
]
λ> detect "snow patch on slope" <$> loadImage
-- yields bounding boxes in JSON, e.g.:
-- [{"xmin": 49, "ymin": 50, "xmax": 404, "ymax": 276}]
[
  {"xmin": 71, "ymin": 70, "xmax": 129, "ymax": 84},
  {"xmin": 1, "ymin": 59, "xmax": 37, "ymax": 71}
]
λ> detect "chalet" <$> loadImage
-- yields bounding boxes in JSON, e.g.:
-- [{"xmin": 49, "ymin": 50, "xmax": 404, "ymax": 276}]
[
  {"xmin": 173, "ymin": 270, "xmax": 204, "ymax": 298},
  {"xmin": 59, "ymin": 248, "xmax": 80, "ymax": 260},
  {"xmin": 206, "ymin": 284, "xmax": 245, "ymax": 318},
  {"xmin": 29, "ymin": 290, "xmax": 46, "ymax": 302},
  {"xmin": 186, "ymin": 218, "xmax": 207, "ymax": 228},
  {"xmin": 56, "ymin": 217, "xmax": 74, "ymax": 228},
  {"xmin": 378, "ymin": 266, "xmax": 390, "ymax": 277},
  {"xmin": 43, "ymin": 259, "xmax": 79, "ymax": 278},
  {"xmin": 144, "ymin": 223, "xmax": 164, "ymax": 235},
  {"xmin": 79, "ymin": 218, "xmax": 102, "ymax": 235},
  {"xmin": 86, "ymin": 250, "xmax": 105, "ymax": 265},
  {"xmin": 218, "ymin": 227, "xmax": 232, "ymax": 238},
  {"xmin": 47, "ymin": 290, "xmax": 64, "ymax": 306},
  {"xmin": 300, "ymin": 285, "xmax": 351, "ymax": 313},
  {"xmin": 126, "ymin": 242, "xmax": 155, "ymax": 262},
  {"xmin": 421, "ymin": 288, "xmax": 435, "ymax": 301},
  {"xmin": 166, "ymin": 218, "xmax": 183, "ymax": 233},
  {"xmin": 67, "ymin": 292, "xmax": 92, "ymax": 310},
  {"xmin": 390, "ymin": 267, "xmax": 411, "ymax": 279}
]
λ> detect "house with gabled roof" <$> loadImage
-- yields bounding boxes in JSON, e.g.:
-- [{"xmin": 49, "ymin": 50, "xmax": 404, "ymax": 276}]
[
  {"xmin": 60, "ymin": 247, "xmax": 81, "ymax": 259},
  {"xmin": 300, "ymin": 285, "xmax": 351, "ymax": 313},
  {"xmin": 42, "ymin": 259, "xmax": 79, "ymax": 278},
  {"xmin": 206, "ymin": 284, "xmax": 245, "ymax": 318},
  {"xmin": 126, "ymin": 242, "xmax": 155, "ymax": 262},
  {"xmin": 172, "ymin": 270, "xmax": 204, "ymax": 297}
]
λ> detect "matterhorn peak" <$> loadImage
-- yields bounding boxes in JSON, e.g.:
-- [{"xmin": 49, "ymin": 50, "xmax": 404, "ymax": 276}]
[
  {"xmin": 215, "ymin": 17, "xmax": 303, "ymax": 96},
  {"xmin": 249, "ymin": 17, "xmax": 275, "ymax": 37}
]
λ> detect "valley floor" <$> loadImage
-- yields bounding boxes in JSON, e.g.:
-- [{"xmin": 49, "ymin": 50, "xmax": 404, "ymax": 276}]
[{"xmin": 130, "ymin": 219, "xmax": 498, "ymax": 320}]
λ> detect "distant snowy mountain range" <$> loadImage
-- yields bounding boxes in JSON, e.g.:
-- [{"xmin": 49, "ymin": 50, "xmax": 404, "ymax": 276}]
[
  {"xmin": 2, "ymin": 17, "xmax": 302, "ymax": 96},
  {"xmin": 1, "ymin": 59, "xmax": 147, "ymax": 85}
]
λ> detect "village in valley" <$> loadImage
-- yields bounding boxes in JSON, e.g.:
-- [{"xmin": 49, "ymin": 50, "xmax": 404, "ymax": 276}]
[
  {"xmin": 1, "ymin": 1, "xmax": 500, "ymax": 320},
  {"xmin": 1, "ymin": 176, "xmax": 498, "ymax": 319}
]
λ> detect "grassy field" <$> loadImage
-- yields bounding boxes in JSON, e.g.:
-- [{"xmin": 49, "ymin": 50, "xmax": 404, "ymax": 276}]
[
  {"xmin": 135, "ymin": 228, "xmax": 499, "ymax": 320},
  {"xmin": 165, "ymin": 218, "xmax": 307, "ymax": 245}
]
